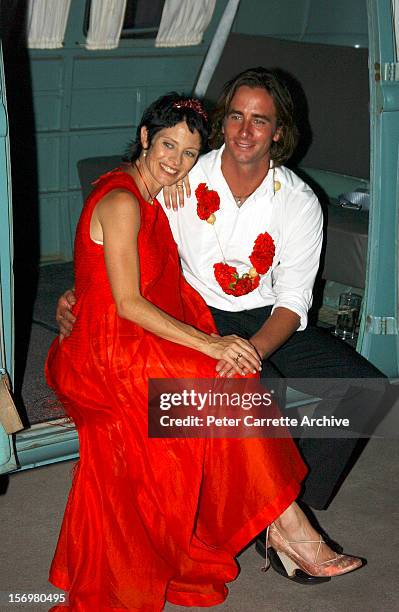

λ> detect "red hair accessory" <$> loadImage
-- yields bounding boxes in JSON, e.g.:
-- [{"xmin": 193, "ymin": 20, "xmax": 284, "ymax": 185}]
[{"xmin": 173, "ymin": 98, "xmax": 208, "ymax": 121}]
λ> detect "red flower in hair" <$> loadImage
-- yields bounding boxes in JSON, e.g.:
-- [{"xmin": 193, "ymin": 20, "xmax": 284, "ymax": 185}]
[{"xmin": 173, "ymin": 99, "xmax": 208, "ymax": 121}]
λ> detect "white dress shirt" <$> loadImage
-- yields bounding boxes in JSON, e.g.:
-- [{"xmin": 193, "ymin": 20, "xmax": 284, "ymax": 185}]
[{"xmin": 159, "ymin": 146, "xmax": 323, "ymax": 330}]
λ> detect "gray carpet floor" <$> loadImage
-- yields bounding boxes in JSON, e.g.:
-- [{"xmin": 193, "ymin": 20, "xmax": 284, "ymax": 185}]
[
  {"xmin": 0, "ymin": 437, "xmax": 398, "ymax": 611},
  {"xmin": 32, "ymin": 263, "xmax": 74, "ymax": 333},
  {"xmin": 21, "ymin": 263, "xmax": 74, "ymax": 424}
]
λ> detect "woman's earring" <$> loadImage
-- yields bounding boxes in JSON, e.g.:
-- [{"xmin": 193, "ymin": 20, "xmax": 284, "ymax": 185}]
[{"xmin": 143, "ymin": 149, "xmax": 147, "ymax": 158}]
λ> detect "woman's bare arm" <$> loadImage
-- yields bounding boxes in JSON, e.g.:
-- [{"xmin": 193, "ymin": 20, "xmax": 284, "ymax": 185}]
[{"xmin": 56, "ymin": 174, "xmax": 193, "ymax": 332}]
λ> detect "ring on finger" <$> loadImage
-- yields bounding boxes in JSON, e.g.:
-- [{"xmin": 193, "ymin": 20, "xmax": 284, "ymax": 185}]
[
  {"xmin": 176, "ymin": 183, "xmax": 184, "ymax": 188},
  {"xmin": 233, "ymin": 352, "xmax": 243, "ymax": 365}
]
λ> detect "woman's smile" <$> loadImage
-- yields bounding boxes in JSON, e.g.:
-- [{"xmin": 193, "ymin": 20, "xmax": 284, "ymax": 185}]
[{"xmin": 159, "ymin": 162, "xmax": 179, "ymax": 176}]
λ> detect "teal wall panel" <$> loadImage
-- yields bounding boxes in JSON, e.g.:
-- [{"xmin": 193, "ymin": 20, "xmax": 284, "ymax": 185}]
[
  {"xmin": 36, "ymin": 135, "xmax": 62, "ymax": 192},
  {"xmin": 39, "ymin": 194, "xmax": 73, "ymax": 262},
  {"xmin": 234, "ymin": 0, "xmax": 310, "ymax": 38},
  {"xmin": 72, "ymin": 54, "xmax": 204, "ymax": 89},
  {"xmin": 233, "ymin": 0, "xmax": 368, "ymax": 47},
  {"xmin": 144, "ymin": 84, "xmax": 193, "ymax": 105},
  {"xmin": 70, "ymin": 88, "xmax": 140, "ymax": 129},
  {"xmin": 29, "ymin": 57, "xmax": 64, "ymax": 90},
  {"xmin": 38, "ymin": 195, "xmax": 62, "ymax": 259},
  {"xmin": 305, "ymin": 0, "xmax": 368, "ymax": 42},
  {"xmin": 32, "ymin": 92, "xmax": 63, "ymax": 131}
]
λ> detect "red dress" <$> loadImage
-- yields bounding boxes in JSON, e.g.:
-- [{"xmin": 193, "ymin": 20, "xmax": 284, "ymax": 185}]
[{"xmin": 46, "ymin": 170, "xmax": 307, "ymax": 611}]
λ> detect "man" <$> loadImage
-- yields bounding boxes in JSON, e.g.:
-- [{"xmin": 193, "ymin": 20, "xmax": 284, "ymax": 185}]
[
  {"xmin": 160, "ymin": 67, "xmax": 385, "ymax": 506},
  {"xmin": 57, "ymin": 67, "xmax": 385, "ymax": 581}
]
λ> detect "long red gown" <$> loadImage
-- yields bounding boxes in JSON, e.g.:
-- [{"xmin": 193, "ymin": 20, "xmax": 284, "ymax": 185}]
[{"xmin": 45, "ymin": 170, "xmax": 307, "ymax": 611}]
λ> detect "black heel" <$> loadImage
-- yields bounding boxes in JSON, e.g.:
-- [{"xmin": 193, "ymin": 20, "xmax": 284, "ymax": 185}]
[
  {"xmin": 268, "ymin": 547, "xmax": 331, "ymax": 584},
  {"xmin": 256, "ymin": 536, "xmax": 328, "ymax": 584}
]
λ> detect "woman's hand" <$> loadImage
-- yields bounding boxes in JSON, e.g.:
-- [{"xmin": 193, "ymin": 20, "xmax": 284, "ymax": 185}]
[
  {"xmin": 163, "ymin": 174, "xmax": 191, "ymax": 210},
  {"xmin": 205, "ymin": 334, "xmax": 262, "ymax": 377},
  {"xmin": 56, "ymin": 289, "xmax": 76, "ymax": 340}
]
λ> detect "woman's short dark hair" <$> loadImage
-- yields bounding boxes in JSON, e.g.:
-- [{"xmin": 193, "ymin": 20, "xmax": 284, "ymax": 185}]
[
  {"xmin": 209, "ymin": 67, "xmax": 299, "ymax": 166},
  {"xmin": 128, "ymin": 92, "xmax": 209, "ymax": 162}
]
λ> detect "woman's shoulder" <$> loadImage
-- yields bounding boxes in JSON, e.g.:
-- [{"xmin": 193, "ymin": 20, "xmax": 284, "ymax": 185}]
[
  {"xmin": 96, "ymin": 187, "xmax": 139, "ymax": 213},
  {"xmin": 93, "ymin": 187, "xmax": 140, "ymax": 241},
  {"xmin": 89, "ymin": 167, "xmax": 141, "ymax": 204}
]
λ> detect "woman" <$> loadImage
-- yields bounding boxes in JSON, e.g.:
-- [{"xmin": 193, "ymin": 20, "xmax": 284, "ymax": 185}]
[{"xmin": 46, "ymin": 93, "xmax": 361, "ymax": 611}]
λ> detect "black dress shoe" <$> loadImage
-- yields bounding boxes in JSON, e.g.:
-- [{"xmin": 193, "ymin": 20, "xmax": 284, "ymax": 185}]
[{"xmin": 255, "ymin": 531, "xmax": 344, "ymax": 585}]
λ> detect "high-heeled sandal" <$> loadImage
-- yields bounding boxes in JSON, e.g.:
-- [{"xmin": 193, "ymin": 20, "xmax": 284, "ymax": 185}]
[{"xmin": 261, "ymin": 523, "xmax": 363, "ymax": 584}]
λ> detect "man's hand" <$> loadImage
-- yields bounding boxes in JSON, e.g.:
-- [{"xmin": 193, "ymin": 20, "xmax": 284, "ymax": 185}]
[
  {"xmin": 56, "ymin": 289, "xmax": 76, "ymax": 340},
  {"xmin": 163, "ymin": 175, "xmax": 191, "ymax": 211}
]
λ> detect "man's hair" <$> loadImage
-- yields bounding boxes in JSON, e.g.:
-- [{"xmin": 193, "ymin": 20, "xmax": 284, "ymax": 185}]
[
  {"xmin": 128, "ymin": 92, "xmax": 209, "ymax": 162},
  {"xmin": 209, "ymin": 67, "xmax": 299, "ymax": 166}
]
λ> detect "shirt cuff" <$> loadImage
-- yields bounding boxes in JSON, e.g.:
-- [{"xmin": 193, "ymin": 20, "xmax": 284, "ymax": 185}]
[{"xmin": 271, "ymin": 293, "xmax": 312, "ymax": 331}]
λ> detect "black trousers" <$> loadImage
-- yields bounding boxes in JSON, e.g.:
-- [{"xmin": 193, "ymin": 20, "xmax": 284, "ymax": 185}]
[{"xmin": 210, "ymin": 305, "xmax": 388, "ymax": 510}]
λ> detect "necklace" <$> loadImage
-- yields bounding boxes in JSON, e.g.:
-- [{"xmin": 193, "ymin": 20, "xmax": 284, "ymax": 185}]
[
  {"xmin": 195, "ymin": 183, "xmax": 275, "ymax": 296},
  {"xmin": 134, "ymin": 161, "xmax": 155, "ymax": 205},
  {"xmin": 232, "ymin": 193, "xmax": 251, "ymax": 207},
  {"xmin": 231, "ymin": 166, "xmax": 280, "ymax": 208}
]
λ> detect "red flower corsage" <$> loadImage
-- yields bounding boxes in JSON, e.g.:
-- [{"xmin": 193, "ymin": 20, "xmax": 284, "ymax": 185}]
[
  {"xmin": 213, "ymin": 232, "xmax": 275, "ymax": 297},
  {"xmin": 249, "ymin": 232, "xmax": 276, "ymax": 274},
  {"xmin": 195, "ymin": 183, "xmax": 220, "ymax": 224},
  {"xmin": 214, "ymin": 263, "xmax": 261, "ymax": 296}
]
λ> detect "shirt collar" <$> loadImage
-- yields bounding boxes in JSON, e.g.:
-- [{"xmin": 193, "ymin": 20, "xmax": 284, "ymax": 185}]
[{"xmin": 211, "ymin": 145, "xmax": 276, "ymax": 205}]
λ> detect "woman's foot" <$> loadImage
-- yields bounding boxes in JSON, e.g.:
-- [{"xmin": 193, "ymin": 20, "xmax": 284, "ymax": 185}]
[{"xmin": 266, "ymin": 502, "xmax": 363, "ymax": 582}]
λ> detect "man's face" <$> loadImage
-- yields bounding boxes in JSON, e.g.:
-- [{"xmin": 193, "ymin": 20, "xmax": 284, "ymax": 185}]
[{"xmin": 222, "ymin": 85, "xmax": 281, "ymax": 166}]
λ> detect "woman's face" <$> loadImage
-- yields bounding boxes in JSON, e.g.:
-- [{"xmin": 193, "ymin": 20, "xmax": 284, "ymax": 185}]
[{"xmin": 141, "ymin": 121, "xmax": 201, "ymax": 187}]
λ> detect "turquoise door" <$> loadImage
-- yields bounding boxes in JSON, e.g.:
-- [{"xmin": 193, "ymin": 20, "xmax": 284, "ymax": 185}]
[
  {"xmin": 0, "ymin": 42, "xmax": 17, "ymax": 473},
  {"xmin": 358, "ymin": 1, "xmax": 399, "ymax": 376}
]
